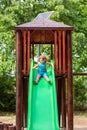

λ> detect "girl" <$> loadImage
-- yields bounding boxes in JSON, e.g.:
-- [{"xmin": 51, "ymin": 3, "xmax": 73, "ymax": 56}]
[{"xmin": 33, "ymin": 55, "xmax": 53, "ymax": 84}]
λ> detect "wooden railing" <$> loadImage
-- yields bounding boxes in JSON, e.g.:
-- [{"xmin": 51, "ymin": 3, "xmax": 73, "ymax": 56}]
[{"xmin": 0, "ymin": 123, "xmax": 16, "ymax": 130}]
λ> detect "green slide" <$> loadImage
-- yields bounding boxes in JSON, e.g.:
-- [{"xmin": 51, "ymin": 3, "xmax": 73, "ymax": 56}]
[{"xmin": 27, "ymin": 60, "xmax": 60, "ymax": 130}]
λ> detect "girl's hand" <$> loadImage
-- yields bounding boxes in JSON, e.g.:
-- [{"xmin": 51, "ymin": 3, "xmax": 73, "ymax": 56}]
[
  {"xmin": 32, "ymin": 64, "xmax": 39, "ymax": 69},
  {"xmin": 51, "ymin": 63, "xmax": 54, "ymax": 68}
]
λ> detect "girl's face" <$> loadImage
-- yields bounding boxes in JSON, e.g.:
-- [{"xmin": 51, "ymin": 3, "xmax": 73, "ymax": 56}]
[{"xmin": 39, "ymin": 56, "xmax": 46, "ymax": 63}]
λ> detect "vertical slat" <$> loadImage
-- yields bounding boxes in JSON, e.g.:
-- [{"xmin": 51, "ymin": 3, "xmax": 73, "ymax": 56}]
[
  {"xmin": 54, "ymin": 31, "xmax": 57, "ymax": 72},
  {"xmin": 23, "ymin": 78, "xmax": 28, "ymax": 127},
  {"xmin": 65, "ymin": 34, "xmax": 68, "ymax": 73},
  {"xmin": 23, "ymin": 31, "xmax": 27, "ymax": 74},
  {"xmin": 8, "ymin": 126, "xmax": 16, "ymax": 130},
  {"xmin": 51, "ymin": 44, "xmax": 53, "ymax": 59},
  {"xmin": 62, "ymin": 31, "xmax": 66, "ymax": 73},
  {"xmin": 67, "ymin": 31, "xmax": 73, "ymax": 130},
  {"xmin": 57, "ymin": 79, "xmax": 62, "ymax": 127},
  {"xmin": 56, "ymin": 79, "xmax": 60, "ymax": 126},
  {"xmin": 27, "ymin": 31, "xmax": 30, "ymax": 73},
  {"xmin": 61, "ymin": 78, "xmax": 66, "ymax": 128},
  {"xmin": 0, "ymin": 123, "xmax": 4, "ymax": 130},
  {"xmin": 16, "ymin": 31, "xmax": 23, "ymax": 130},
  {"xmin": 58, "ymin": 31, "xmax": 62, "ymax": 73},
  {"xmin": 56, "ymin": 32, "xmax": 59, "ymax": 72},
  {"xmin": 21, "ymin": 76, "xmax": 23, "ymax": 128},
  {"xmin": 3, "ymin": 124, "xmax": 8, "ymax": 130},
  {"xmin": 31, "ymin": 44, "xmax": 34, "ymax": 59}
]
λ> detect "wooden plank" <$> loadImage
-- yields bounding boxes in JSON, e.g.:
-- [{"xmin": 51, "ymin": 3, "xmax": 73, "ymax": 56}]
[
  {"xmin": 27, "ymin": 31, "xmax": 30, "ymax": 73},
  {"xmin": 51, "ymin": 44, "xmax": 53, "ymax": 59},
  {"xmin": 56, "ymin": 79, "xmax": 60, "ymax": 126},
  {"xmin": 54, "ymin": 31, "xmax": 57, "ymax": 72},
  {"xmin": 56, "ymin": 32, "xmax": 59, "ymax": 72},
  {"xmin": 23, "ymin": 78, "xmax": 28, "ymax": 127},
  {"xmin": 58, "ymin": 31, "xmax": 62, "ymax": 73},
  {"xmin": 67, "ymin": 31, "xmax": 73, "ymax": 130},
  {"xmin": 58, "ymin": 79, "xmax": 62, "ymax": 127},
  {"xmin": 31, "ymin": 44, "xmax": 34, "ymax": 59},
  {"xmin": 61, "ymin": 78, "xmax": 66, "ymax": 128},
  {"xmin": 3, "ymin": 123, "xmax": 9, "ymax": 130},
  {"xmin": 16, "ymin": 31, "xmax": 23, "ymax": 130},
  {"xmin": 0, "ymin": 123, "xmax": 4, "ymax": 130},
  {"xmin": 23, "ymin": 31, "xmax": 27, "ymax": 74},
  {"xmin": 62, "ymin": 31, "xmax": 66, "ymax": 73},
  {"xmin": 8, "ymin": 126, "xmax": 16, "ymax": 130}
]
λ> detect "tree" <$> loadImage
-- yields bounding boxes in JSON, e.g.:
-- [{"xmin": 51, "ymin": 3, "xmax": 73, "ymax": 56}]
[{"xmin": 0, "ymin": 0, "xmax": 87, "ymax": 111}]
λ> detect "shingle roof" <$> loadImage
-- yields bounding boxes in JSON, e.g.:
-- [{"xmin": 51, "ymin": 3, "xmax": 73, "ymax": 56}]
[{"xmin": 15, "ymin": 18, "xmax": 74, "ymax": 31}]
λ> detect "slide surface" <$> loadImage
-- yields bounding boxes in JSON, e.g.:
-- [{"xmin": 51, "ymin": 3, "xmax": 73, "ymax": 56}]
[{"xmin": 27, "ymin": 60, "xmax": 60, "ymax": 130}]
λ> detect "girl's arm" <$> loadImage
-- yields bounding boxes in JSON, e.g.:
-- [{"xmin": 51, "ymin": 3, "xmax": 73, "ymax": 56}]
[
  {"xmin": 47, "ymin": 61, "xmax": 54, "ymax": 68},
  {"xmin": 33, "ymin": 63, "xmax": 39, "ymax": 69}
]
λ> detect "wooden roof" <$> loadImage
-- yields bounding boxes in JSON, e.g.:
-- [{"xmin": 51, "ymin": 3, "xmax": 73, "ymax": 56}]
[{"xmin": 15, "ymin": 18, "xmax": 74, "ymax": 31}]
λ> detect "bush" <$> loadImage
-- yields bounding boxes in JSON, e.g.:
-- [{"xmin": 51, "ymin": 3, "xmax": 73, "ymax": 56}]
[
  {"xmin": 73, "ymin": 76, "xmax": 87, "ymax": 111},
  {"xmin": 0, "ymin": 74, "xmax": 16, "ymax": 112}
]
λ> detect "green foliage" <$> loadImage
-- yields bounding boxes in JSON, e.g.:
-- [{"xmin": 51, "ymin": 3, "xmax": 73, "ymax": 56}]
[
  {"xmin": 0, "ymin": 0, "xmax": 87, "ymax": 111},
  {"xmin": 0, "ymin": 75, "xmax": 16, "ymax": 111},
  {"xmin": 73, "ymin": 76, "xmax": 87, "ymax": 111}
]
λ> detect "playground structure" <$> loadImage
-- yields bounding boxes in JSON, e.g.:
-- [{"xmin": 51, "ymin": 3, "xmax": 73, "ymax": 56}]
[{"xmin": 14, "ymin": 12, "xmax": 74, "ymax": 130}]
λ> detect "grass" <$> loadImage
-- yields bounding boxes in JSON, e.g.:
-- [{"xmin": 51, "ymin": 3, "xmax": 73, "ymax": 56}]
[
  {"xmin": 0, "ymin": 111, "xmax": 87, "ymax": 117},
  {"xmin": 74, "ymin": 111, "xmax": 87, "ymax": 117},
  {"xmin": 0, "ymin": 111, "xmax": 15, "ymax": 117}
]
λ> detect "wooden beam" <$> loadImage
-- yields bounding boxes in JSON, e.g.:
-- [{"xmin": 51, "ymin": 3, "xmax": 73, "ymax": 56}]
[
  {"xmin": 9, "ymin": 126, "xmax": 16, "ymax": 130},
  {"xmin": 31, "ymin": 44, "xmax": 34, "ymax": 59},
  {"xmin": 51, "ymin": 44, "xmax": 53, "ymax": 59},
  {"xmin": 54, "ymin": 31, "xmax": 57, "ymax": 72},
  {"xmin": 61, "ymin": 78, "xmax": 66, "ymax": 128},
  {"xmin": 3, "ymin": 123, "xmax": 9, "ymax": 130},
  {"xmin": 23, "ymin": 77, "xmax": 28, "ymax": 127},
  {"xmin": 0, "ymin": 123, "xmax": 3, "ymax": 130},
  {"xmin": 58, "ymin": 79, "xmax": 62, "ymax": 127},
  {"xmin": 27, "ymin": 31, "xmax": 31, "ymax": 73},
  {"xmin": 67, "ymin": 31, "xmax": 73, "ymax": 130},
  {"xmin": 62, "ymin": 31, "xmax": 66, "ymax": 73},
  {"xmin": 23, "ymin": 31, "xmax": 27, "ymax": 74},
  {"xmin": 58, "ymin": 31, "xmax": 62, "ymax": 73},
  {"xmin": 16, "ymin": 31, "xmax": 23, "ymax": 130}
]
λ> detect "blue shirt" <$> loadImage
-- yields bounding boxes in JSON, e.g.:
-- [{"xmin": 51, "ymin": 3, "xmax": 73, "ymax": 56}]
[{"xmin": 38, "ymin": 63, "xmax": 47, "ymax": 76}]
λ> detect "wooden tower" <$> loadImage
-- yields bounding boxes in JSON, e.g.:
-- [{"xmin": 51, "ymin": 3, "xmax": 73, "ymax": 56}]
[{"xmin": 15, "ymin": 15, "xmax": 74, "ymax": 130}]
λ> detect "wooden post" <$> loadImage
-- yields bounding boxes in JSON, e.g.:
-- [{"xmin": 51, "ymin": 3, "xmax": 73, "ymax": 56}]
[
  {"xmin": 61, "ymin": 78, "xmax": 66, "ymax": 128},
  {"xmin": 8, "ymin": 126, "xmax": 16, "ymax": 130},
  {"xmin": 51, "ymin": 44, "xmax": 53, "ymax": 59},
  {"xmin": 67, "ymin": 31, "xmax": 73, "ymax": 130},
  {"xmin": 23, "ymin": 31, "xmax": 27, "ymax": 74},
  {"xmin": 0, "ymin": 123, "xmax": 3, "ymax": 130},
  {"xmin": 31, "ymin": 44, "xmax": 34, "ymax": 59},
  {"xmin": 16, "ymin": 31, "xmax": 23, "ymax": 130},
  {"xmin": 58, "ymin": 31, "xmax": 62, "ymax": 73},
  {"xmin": 27, "ymin": 30, "xmax": 31, "ymax": 73},
  {"xmin": 23, "ymin": 77, "xmax": 28, "ymax": 127},
  {"xmin": 57, "ymin": 79, "xmax": 62, "ymax": 126},
  {"xmin": 3, "ymin": 123, "xmax": 9, "ymax": 130},
  {"xmin": 56, "ymin": 79, "xmax": 60, "ymax": 126},
  {"xmin": 54, "ymin": 31, "xmax": 57, "ymax": 72},
  {"xmin": 62, "ymin": 31, "xmax": 66, "ymax": 73}
]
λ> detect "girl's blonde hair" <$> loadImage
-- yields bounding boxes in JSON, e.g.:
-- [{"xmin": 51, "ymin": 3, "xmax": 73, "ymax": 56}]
[{"xmin": 38, "ymin": 55, "xmax": 47, "ymax": 61}]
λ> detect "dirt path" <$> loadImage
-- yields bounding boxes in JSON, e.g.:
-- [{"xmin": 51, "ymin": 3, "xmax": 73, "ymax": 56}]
[
  {"xmin": 74, "ymin": 115, "xmax": 87, "ymax": 128},
  {"xmin": 0, "ymin": 115, "xmax": 87, "ymax": 128}
]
